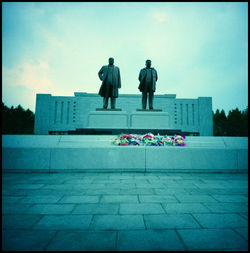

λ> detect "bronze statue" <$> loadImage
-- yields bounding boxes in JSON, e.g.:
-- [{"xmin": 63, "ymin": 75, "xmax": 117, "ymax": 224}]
[
  {"xmin": 98, "ymin": 57, "xmax": 121, "ymax": 109},
  {"xmin": 138, "ymin": 59, "xmax": 158, "ymax": 110}
]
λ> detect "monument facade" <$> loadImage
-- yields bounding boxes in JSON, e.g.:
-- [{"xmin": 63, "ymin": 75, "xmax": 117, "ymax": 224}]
[{"xmin": 34, "ymin": 92, "xmax": 213, "ymax": 136}]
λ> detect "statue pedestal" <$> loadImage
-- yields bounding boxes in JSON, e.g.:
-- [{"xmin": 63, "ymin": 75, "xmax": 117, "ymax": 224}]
[
  {"xmin": 96, "ymin": 108, "xmax": 122, "ymax": 111},
  {"xmin": 130, "ymin": 110, "xmax": 171, "ymax": 129},
  {"xmin": 87, "ymin": 110, "xmax": 128, "ymax": 129},
  {"xmin": 136, "ymin": 109, "xmax": 162, "ymax": 112}
]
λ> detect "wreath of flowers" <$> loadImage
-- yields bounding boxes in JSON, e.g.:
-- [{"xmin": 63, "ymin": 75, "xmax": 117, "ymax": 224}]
[{"xmin": 111, "ymin": 133, "xmax": 186, "ymax": 146}]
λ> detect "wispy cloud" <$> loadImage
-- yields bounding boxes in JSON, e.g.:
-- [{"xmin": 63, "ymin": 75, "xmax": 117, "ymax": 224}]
[
  {"xmin": 2, "ymin": 2, "xmax": 248, "ymax": 114},
  {"xmin": 3, "ymin": 60, "xmax": 53, "ymax": 92}
]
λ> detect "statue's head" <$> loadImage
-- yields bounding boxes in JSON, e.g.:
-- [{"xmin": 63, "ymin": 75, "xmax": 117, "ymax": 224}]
[
  {"xmin": 109, "ymin": 57, "xmax": 114, "ymax": 65},
  {"xmin": 146, "ymin": 59, "xmax": 151, "ymax": 68}
]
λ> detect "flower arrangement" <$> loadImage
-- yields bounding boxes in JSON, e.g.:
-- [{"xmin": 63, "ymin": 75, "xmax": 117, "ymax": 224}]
[{"xmin": 111, "ymin": 133, "xmax": 186, "ymax": 146}]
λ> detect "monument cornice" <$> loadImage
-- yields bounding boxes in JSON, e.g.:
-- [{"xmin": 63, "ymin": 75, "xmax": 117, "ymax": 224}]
[{"xmin": 74, "ymin": 92, "xmax": 176, "ymax": 99}]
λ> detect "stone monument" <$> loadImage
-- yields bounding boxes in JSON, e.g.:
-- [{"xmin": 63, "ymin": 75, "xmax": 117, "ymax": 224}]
[
  {"xmin": 138, "ymin": 59, "xmax": 158, "ymax": 110},
  {"xmin": 98, "ymin": 57, "xmax": 121, "ymax": 110}
]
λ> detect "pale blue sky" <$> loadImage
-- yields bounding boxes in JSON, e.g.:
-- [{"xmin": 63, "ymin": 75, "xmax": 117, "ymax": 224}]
[{"xmin": 2, "ymin": 2, "xmax": 248, "ymax": 114}]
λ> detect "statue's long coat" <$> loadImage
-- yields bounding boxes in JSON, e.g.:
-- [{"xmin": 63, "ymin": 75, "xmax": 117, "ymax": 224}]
[
  {"xmin": 138, "ymin": 67, "xmax": 158, "ymax": 92},
  {"xmin": 98, "ymin": 65, "xmax": 121, "ymax": 98}
]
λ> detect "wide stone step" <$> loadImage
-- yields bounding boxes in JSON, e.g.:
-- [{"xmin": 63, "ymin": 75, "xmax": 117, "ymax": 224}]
[{"xmin": 2, "ymin": 135, "xmax": 248, "ymax": 173}]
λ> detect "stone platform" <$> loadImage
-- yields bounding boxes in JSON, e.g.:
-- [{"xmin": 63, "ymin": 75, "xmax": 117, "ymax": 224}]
[
  {"xmin": 87, "ymin": 111, "xmax": 128, "ymax": 129},
  {"xmin": 2, "ymin": 135, "xmax": 248, "ymax": 173},
  {"xmin": 2, "ymin": 172, "xmax": 248, "ymax": 251},
  {"xmin": 86, "ymin": 110, "xmax": 172, "ymax": 130}
]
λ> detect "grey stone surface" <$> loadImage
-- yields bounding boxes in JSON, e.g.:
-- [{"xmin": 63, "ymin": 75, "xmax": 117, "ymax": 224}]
[
  {"xmin": 26, "ymin": 204, "xmax": 75, "ymax": 214},
  {"xmin": 3, "ymin": 147, "xmax": 51, "ymax": 171},
  {"xmin": 130, "ymin": 111, "xmax": 171, "ymax": 128},
  {"xmin": 46, "ymin": 231, "xmax": 116, "ymax": 251},
  {"xmin": 58, "ymin": 195, "xmax": 100, "ymax": 203},
  {"xmin": 17, "ymin": 195, "xmax": 62, "ymax": 204},
  {"xmin": 146, "ymin": 148, "xmax": 240, "ymax": 171},
  {"xmin": 177, "ymin": 228, "xmax": 248, "ymax": 250},
  {"xmin": 90, "ymin": 215, "xmax": 145, "ymax": 230},
  {"xmin": 117, "ymin": 230, "xmax": 185, "ymax": 251},
  {"xmin": 162, "ymin": 203, "xmax": 211, "ymax": 213},
  {"xmin": 34, "ymin": 93, "xmax": 213, "ymax": 136},
  {"xmin": 87, "ymin": 111, "xmax": 128, "ymax": 128},
  {"xmin": 203, "ymin": 202, "xmax": 248, "ymax": 213},
  {"xmin": 3, "ymin": 135, "xmax": 248, "ymax": 172},
  {"xmin": 174, "ymin": 194, "xmax": 218, "ymax": 203},
  {"xmin": 144, "ymin": 214, "xmax": 201, "ymax": 229},
  {"xmin": 100, "ymin": 195, "xmax": 139, "ymax": 203},
  {"xmin": 72, "ymin": 204, "xmax": 119, "ymax": 214},
  {"xmin": 233, "ymin": 227, "xmax": 248, "ymax": 241},
  {"xmin": 119, "ymin": 203, "xmax": 165, "ymax": 214},
  {"xmin": 33, "ymin": 215, "xmax": 93, "ymax": 230},
  {"xmin": 139, "ymin": 195, "xmax": 178, "ymax": 203},
  {"xmin": 50, "ymin": 146, "xmax": 146, "ymax": 171},
  {"xmin": 2, "ymin": 230, "xmax": 56, "ymax": 251},
  {"xmin": 193, "ymin": 213, "xmax": 248, "ymax": 228},
  {"xmin": 2, "ymin": 203, "xmax": 34, "ymax": 214},
  {"xmin": 2, "ymin": 214, "xmax": 42, "ymax": 229},
  {"xmin": 210, "ymin": 194, "xmax": 248, "ymax": 203},
  {"xmin": 2, "ymin": 172, "xmax": 248, "ymax": 251}
]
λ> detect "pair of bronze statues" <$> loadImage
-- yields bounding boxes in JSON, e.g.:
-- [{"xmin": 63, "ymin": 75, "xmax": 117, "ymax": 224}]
[{"xmin": 98, "ymin": 58, "xmax": 158, "ymax": 110}]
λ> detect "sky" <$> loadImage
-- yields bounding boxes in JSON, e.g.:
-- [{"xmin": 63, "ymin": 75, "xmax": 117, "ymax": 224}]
[{"xmin": 2, "ymin": 2, "xmax": 248, "ymax": 115}]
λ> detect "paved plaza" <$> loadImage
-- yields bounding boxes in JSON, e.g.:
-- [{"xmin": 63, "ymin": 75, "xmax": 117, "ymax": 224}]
[{"xmin": 2, "ymin": 172, "xmax": 248, "ymax": 251}]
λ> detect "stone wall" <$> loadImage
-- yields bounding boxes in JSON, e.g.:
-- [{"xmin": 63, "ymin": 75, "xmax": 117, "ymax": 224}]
[{"xmin": 34, "ymin": 93, "xmax": 213, "ymax": 136}]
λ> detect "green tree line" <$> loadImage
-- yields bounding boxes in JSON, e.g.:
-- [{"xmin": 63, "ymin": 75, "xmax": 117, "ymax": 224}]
[
  {"xmin": 213, "ymin": 107, "xmax": 248, "ymax": 136},
  {"xmin": 2, "ymin": 102, "xmax": 35, "ymax": 134},
  {"xmin": 2, "ymin": 102, "xmax": 248, "ymax": 136}
]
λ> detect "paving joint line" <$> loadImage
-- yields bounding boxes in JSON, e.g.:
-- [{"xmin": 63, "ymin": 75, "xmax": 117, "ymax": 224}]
[
  {"xmin": 43, "ymin": 230, "xmax": 59, "ymax": 251},
  {"xmin": 142, "ymin": 214, "xmax": 148, "ymax": 230},
  {"xmin": 189, "ymin": 213, "xmax": 204, "ymax": 229},
  {"xmin": 88, "ymin": 214, "xmax": 96, "ymax": 230},
  {"xmin": 230, "ymin": 227, "xmax": 248, "ymax": 242},
  {"xmin": 115, "ymin": 230, "xmax": 119, "ymax": 250},
  {"xmin": 175, "ymin": 228, "xmax": 189, "ymax": 251}
]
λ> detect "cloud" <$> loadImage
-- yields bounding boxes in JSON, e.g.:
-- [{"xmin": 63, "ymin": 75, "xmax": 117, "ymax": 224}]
[
  {"xmin": 150, "ymin": 9, "xmax": 168, "ymax": 23},
  {"xmin": 2, "ymin": 60, "xmax": 53, "ymax": 93}
]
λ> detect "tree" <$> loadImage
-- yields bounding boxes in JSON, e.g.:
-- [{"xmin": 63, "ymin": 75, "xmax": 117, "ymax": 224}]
[
  {"xmin": 213, "ymin": 109, "xmax": 227, "ymax": 136},
  {"xmin": 2, "ymin": 102, "xmax": 35, "ymax": 134},
  {"xmin": 213, "ymin": 106, "xmax": 248, "ymax": 136},
  {"xmin": 226, "ymin": 108, "xmax": 244, "ymax": 136},
  {"xmin": 241, "ymin": 107, "xmax": 248, "ymax": 136}
]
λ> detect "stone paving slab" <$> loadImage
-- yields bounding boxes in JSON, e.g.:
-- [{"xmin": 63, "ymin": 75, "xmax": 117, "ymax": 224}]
[
  {"xmin": 193, "ymin": 213, "xmax": 248, "ymax": 228},
  {"xmin": 211, "ymin": 194, "xmax": 248, "ymax": 203},
  {"xmin": 2, "ymin": 230, "xmax": 57, "ymax": 251},
  {"xmin": 2, "ymin": 203, "xmax": 33, "ymax": 214},
  {"xmin": 162, "ymin": 203, "xmax": 211, "ymax": 214},
  {"xmin": 17, "ymin": 195, "xmax": 62, "ymax": 204},
  {"xmin": 58, "ymin": 195, "xmax": 100, "ymax": 204},
  {"xmin": 2, "ymin": 172, "xmax": 248, "ymax": 251},
  {"xmin": 174, "ymin": 193, "xmax": 218, "ymax": 203},
  {"xmin": 90, "ymin": 214, "xmax": 145, "ymax": 230},
  {"xmin": 117, "ymin": 230, "xmax": 185, "ymax": 251},
  {"xmin": 46, "ymin": 231, "xmax": 117, "ymax": 251},
  {"xmin": 26, "ymin": 204, "xmax": 75, "ymax": 214},
  {"xmin": 2, "ymin": 214, "xmax": 43, "ymax": 229},
  {"xmin": 139, "ymin": 195, "xmax": 178, "ymax": 203},
  {"xmin": 203, "ymin": 202, "xmax": 248, "ymax": 213},
  {"xmin": 233, "ymin": 227, "xmax": 248, "ymax": 241},
  {"xmin": 100, "ymin": 195, "xmax": 139, "ymax": 203},
  {"xmin": 33, "ymin": 215, "xmax": 93, "ymax": 230},
  {"xmin": 119, "ymin": 203, "xmax": 165, "ymax": 214},
  {"xmin": 177, "ymin": 228, "xmax": 248, "ymax": 250},
  {"xmin": 72, "ymin": 204, "xmax": 119, "ymax": 214},
  {"xmin": 144, "ymin": 214, "xmax": 201, "ymax": 229}
]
